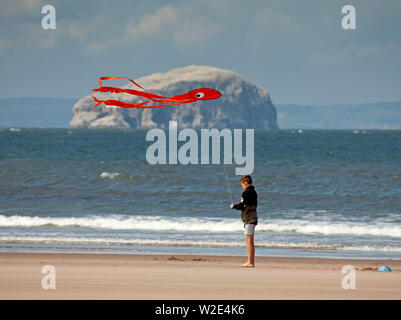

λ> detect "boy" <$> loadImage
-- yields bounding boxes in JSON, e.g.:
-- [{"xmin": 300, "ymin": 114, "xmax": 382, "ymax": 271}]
[{"xmin": 230, "ymin": 175, "xmax": 258, "ymax": 267}]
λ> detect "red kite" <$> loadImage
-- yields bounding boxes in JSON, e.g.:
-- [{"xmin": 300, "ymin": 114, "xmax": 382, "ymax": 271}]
[{"xmin": 91, "ymin": 76, "xmax": 221, "ymax": 109}]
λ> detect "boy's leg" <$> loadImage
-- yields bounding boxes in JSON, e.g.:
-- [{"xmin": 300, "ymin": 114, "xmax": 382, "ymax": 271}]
[
  {"xmin": 248, "ymin": 234, "xmax": 255, "ymax": 265},
  {"xmin": 245, "ymin": 235, "xmax": 255, "ymax": 266},
  {"xmin": 240, "ymin": 235, "xmax": 255, "ymax": 267},
  {"xmin": 241, "ymin": 224, "xmax": 255, "ymax": 267}
]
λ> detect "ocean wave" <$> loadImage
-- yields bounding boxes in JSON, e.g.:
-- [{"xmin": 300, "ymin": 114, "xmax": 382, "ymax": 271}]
[
  {"xmin": 100, "ymin": 172, "xmax": 122, "ymax": 179},
  {"xmin": 0, "ymin": 214, "xmax": 400, "ymax": 238},
  {"xmin": 1, "ymin": 235, "xmax": 401, "ymax": 252},
  {"xmin": 99, "ymin": 171, "xmax": 139, "ymax": 180}
]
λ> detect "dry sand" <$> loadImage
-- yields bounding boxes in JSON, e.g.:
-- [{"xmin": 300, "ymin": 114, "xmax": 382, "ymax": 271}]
[{"xmin": 0, "ymin": 252, "xmax": 400, "ymax": 299}]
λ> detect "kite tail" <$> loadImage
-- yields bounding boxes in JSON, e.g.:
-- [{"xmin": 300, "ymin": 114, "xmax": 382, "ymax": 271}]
[
  {"xmin": 98, "ymin": 76, "xmax": 144, "ymax": 90},
  {"xmin": 91, "ymin": 95, "xmax": 104, "ymax": 108}
]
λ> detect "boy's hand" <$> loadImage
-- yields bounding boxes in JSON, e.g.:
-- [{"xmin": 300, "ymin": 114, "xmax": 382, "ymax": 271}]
[{"xmin": 230, "ymin": 204, "xmax": 234, "ymax": 209}]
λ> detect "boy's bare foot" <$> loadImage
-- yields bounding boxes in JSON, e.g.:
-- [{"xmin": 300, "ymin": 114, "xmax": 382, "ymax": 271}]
[{"xmin": 240, "ymin": 263, "xmax": 255, "ymax": 267}]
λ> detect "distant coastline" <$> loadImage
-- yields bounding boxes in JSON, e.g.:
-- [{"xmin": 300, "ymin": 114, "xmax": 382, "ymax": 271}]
[
  {"xmin": 1, "ymin": 97, "xmax": 400, "ymax": 129},
  {"xmin": 277, "ymin": 101, "xmax": 401, "ymax": 129}
]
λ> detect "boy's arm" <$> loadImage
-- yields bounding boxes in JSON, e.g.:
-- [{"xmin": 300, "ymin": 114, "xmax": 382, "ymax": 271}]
[{"xmin": 232, "ymin": 192, "xmax": 248, "ymax": 210}]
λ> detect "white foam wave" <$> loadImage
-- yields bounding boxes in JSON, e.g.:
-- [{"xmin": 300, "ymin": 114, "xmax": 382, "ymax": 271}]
[
  {"xmin": 259, "ymin": 220, "xmax": 401, "ymax": 238},
  {"xmin": 0, "ymin": 215, "xmax": 400, "ymax": 238},
  {"xmin": 1, "ymin": 235, "xmax": 401, "ymax": 252},
  {"xmin": 100, "ymin": 172, "xmax": 121, "ymax": 179}
]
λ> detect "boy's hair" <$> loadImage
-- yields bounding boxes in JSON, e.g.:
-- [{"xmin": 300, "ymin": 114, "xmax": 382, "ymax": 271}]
[{"xmin": 240, "ymin": 175, "xmax": 252, "ymax": 185}]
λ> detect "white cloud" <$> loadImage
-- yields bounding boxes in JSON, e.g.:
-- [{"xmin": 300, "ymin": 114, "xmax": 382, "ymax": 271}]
[
  {"xmin": 310, "ymin": 45, "xmax": 355, "ymax": 64},
  {"xmin": 255, "ymin": 7, "xmax": 315, "ymax": 37},
  {"xmin": 125, "ymin": 6, "xmax": 178, "ymax": 39},
  {"xmin": 83, "ymin": 5, "xmax": 222, "ymax": 53},
  {"xmin": 0, "ymin": 2, "xmax": 222, "ymax": 53},
  {"xmin": 125, "ymin": 5, "xmax": 221, "ymax": 47},
  {"xmin": 17, "ymin": 22, "xmax": 58, "ymax": 48},
  {"xmin": 83, "ymin": 37, "xmax": 127, "ymax": 53},
  {"xmin": 356, "ymin": 42, "xmax": 401, "ymax": 57},
  {"xmin": 172, "ymin": 16, "xmax": 222, "ymax": 47},
  {"xmin": 311, "ymin": 41, "xmax": 401, "ymax": 65},
  {"xmin": 0, "ymin": 0, "xmax": 45, "ymax": 50},
  {"xmin": 0, "ymin": 39, "xmax": 13, "ymax": 51},
  {"xmin": 0, "ymin": 0, "xmax": 43, "ymax": 16}
]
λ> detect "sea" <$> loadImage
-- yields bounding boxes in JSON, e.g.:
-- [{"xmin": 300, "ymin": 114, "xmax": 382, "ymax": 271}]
[{"xmin": 0, "ymin": 128, "xmax": 400, "ymax": 260}]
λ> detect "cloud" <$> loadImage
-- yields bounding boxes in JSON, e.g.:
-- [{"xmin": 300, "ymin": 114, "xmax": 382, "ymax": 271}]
[
  {"xmin": 125, "ymin": 5, "xmax": 222, "ymax": 47},
  {"xmin": 172, "ymin": 16, "xmax": 222, "ymax": 47},
  {"xmin": 67, "ymin": 17, "xmax": 99, "ymax": 41},
  {"xmin": 0, "ymin": 39, "xmax": 13, "ymax": 51},
  {"xmin": 0, "ymin": 0, "xmax": 45, "ymax": 50},
  {"xmin": 16, "ymin": 22, "xmax": 59, "ymax": 48},
  {"xmin": 83, "ymin": 5, "xmax": 222, "ymax": 53},
  {"xmin": 0, "ymin": 0, "xmax": 43, "ymax": 16},
  {"xmin": 125, "ymin": 6, "xmax": 178, "ymax": 39},
  {"xmin": 356, "ymin": 42, "xmax": 401, "ymax": 57},
  {"xmin": 310, "ymin": 41, "xmax": 401, "ymax": 65},
  {"xmin": 125, "ymin": 5, "xmax": 222, "ymax": 48},
  {"xmin": 83, "ymin": 37, "xmax": 127, "ymax": 53},
  {"xmin": 255, "ymin": 8, "xmax": 292, "ymax": 30},
  {"xmin": 0, "ymin": 8, "xmax": 123, "ymax": 52}
]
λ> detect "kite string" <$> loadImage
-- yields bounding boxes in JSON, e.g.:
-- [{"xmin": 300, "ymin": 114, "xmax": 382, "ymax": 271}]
[{"xmin": 223, "ymin": 162, "xmax": 234, "ymax": 204}]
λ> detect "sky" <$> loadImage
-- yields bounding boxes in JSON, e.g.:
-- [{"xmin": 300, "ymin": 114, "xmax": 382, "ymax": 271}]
[{"xmin": 0, "ymin": 0, "xmax": 400, "ymax": 105}]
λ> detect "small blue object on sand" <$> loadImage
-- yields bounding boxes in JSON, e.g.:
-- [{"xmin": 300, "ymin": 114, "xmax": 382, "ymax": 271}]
[{"xmin": 377, "ymin": 265, "xmax": 392, "ymax": 272}]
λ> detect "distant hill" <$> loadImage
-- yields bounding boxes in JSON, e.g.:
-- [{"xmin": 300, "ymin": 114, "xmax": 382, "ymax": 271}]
[
  {"xmin": 0, "ymin": 97, "xmax": 76, "ymax": 128},
  {"xmin": 276, "ymin": 102, "xmax": 401, "ymax": 129},
  {"xmin": 70, "ymin": 65, "xmax": 278, "ymax": 129}
]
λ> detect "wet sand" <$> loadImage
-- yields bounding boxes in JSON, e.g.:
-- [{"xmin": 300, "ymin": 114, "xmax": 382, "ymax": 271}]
[{"xmin": 0, "ymin": 253, "xmax": 400, "ymax": 299}]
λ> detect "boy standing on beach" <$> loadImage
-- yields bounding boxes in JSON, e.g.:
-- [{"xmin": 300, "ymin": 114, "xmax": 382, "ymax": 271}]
[{"xmin": 230, "ymin": 175, "xmax": 258, "ymax": 267}]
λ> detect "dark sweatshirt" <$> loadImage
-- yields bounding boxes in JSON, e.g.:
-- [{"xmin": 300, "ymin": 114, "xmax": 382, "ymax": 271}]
[{"xmin": 232, "ymin": 185, "xmax": 258, "ymax": 225}]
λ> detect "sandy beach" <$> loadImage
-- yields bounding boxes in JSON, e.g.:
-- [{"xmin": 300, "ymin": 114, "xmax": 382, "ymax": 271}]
[{"xmin": 0, "ymin": 252, "xmax": 400, "ymax": 300}]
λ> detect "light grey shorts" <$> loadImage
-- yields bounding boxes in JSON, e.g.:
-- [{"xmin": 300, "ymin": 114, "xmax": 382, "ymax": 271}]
[{"xmin": 244, "ymin": 224, "xmax": 256, "ymax": 235}]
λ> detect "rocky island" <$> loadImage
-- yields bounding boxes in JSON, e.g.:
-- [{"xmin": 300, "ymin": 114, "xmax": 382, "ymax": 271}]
[{"xmin": 70, "ymin": 65, "xmax": 278, "ymax": 129}]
